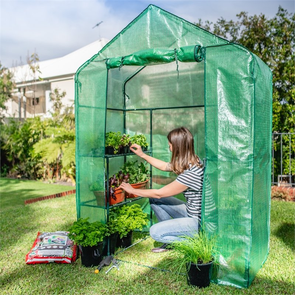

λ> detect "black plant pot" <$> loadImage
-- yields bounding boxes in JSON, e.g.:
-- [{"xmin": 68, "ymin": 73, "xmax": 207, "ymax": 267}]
[
  {"xmin": 116, "ymin": 231, "xmax": 133, "ymax": 248},
  {"xmin": 186, "ymin": 261, "xmax": 213, "ymax": 288},
  {"xmin": 105, "ymin": 146, "xmax": 115, "ymax": 155},
  {"xmin": 79, "ymin": 243, "xmax": 104, "ymax": 267},
  {"xmin": 103, "ymin": 233, "xmax": 118, "ymax": 255}
]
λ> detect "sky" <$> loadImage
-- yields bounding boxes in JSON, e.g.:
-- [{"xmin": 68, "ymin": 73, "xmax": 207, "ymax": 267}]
[{"xmin": 0, "ymin": 0, "xmax": 294, "ymax": 68}]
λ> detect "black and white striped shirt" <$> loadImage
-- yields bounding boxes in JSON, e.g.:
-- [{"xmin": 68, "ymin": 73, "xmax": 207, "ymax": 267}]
[{"xmin": 176, "ymin": 165, "xmax": 204, "ymax": 220}]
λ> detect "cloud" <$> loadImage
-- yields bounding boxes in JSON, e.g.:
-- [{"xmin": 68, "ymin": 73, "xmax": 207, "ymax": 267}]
[{"xmin": 1, "ymin": 0, "xmax": 294, "ymax": 68}]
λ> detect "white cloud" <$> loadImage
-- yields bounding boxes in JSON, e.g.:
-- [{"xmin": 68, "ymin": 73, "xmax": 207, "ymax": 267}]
[{"xmin": 0, "ymin": 0, "xmax": 294, "ymax": 68}]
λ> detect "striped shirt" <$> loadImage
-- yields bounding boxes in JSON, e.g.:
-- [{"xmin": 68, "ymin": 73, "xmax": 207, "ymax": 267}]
[{"xmin": 176, "ymin": 165, "xmax": 204, "ymax": 220}]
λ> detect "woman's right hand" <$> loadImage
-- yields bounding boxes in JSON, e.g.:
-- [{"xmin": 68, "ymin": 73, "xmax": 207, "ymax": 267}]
[{"xmin": 130, "ymin": 143, "xmax": 144, "ymax": 157}]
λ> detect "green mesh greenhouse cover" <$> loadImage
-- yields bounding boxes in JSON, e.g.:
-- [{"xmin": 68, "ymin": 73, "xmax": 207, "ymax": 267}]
[{"xmin": 75, "ymin": 5, "xmax": 272, "ymax": 289}]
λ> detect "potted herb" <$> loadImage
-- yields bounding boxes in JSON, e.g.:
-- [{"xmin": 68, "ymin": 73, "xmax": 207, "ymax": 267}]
[
  {"xmin": 108, "ymin": 204, "xmax": 149, "ymax": 248},
  {"xmin": 120, "ymin": 133, "xmax": 132, "ymax": 153},
  {"xmin": 105, "ymin": 131, "xmax": 122, "ymax": 154},
  {"xmin": 68, "ymin": 218, "xmax": 109, "ymax": 267},
  {"xmin": 170, "ymin": 230, "xmax": 217, "ymax": 288},
  {"xmin": 130, "ymin": 134, "xmax": 148, "ymax": 150},
  {"xmin": 120, "ymin": 160, "xmax": 149, "ymax": 198}
]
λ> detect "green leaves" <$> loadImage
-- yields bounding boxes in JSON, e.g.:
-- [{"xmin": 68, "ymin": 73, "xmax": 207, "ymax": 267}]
[
  {"xmin": 0, "ymin": 63, "xmax": 15, "ymax": 120},
  {"xmin": 108, "ymin": 204, "xmax": 148, "ymax": 238},
  {"xmin": 171, "ymin": 230, "xmax": 217, "ymax": 265},
  {"xmin": 68, "ymin": 218, "xmax": 109, "ymax": 247},
  {"xmin": 120, "ymin": 160, "xmax": 149, "ymax": 184},
  {"xmin": 197, "ymin": 6, "xmax": 295, "ymax": 133}
]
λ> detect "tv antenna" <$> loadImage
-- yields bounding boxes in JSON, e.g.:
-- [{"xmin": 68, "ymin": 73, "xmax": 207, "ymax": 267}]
[{"xmin": 92, "ymin": 21, "xmax": 103, "ymax": 29}]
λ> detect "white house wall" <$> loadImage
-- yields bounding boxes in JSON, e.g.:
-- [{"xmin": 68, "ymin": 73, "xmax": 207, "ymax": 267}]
[{"xmin": 4, "ymin": 38, "xmax": 109, "ymax": 120}]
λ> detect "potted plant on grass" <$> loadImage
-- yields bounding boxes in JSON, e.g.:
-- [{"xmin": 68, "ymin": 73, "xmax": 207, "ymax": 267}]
[
  {"xmin": 68, "ymin": 218, "xmax": 109, "ymax": 267},
  {"xmin": 170, "ymin": 230, "xmax": 217, "ymax": 288},
  {"xmin": 108, "ymin": 204, "xmax": 149, "ymax": 248}
]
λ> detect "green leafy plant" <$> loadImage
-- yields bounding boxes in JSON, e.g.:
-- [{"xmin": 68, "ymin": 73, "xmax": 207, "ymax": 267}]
[
  {"xmin": 105, "ymin": 131, "xmax": 122, "ymax": 154},
  {"xmin": 105, "ymin": 132, "xmax": 148, "ymax": 154},
  {"xmin": 108, "ymin": 204, "xmax": 149, "ymax": 238},
  {"xmin": 68, "ymin": 218, "xmax": 109, "ymax": 247},
  {"xmin": 89, "ymin": 180, "xmax": 104, "ymax": 192},
  {"xmin": 120, "ymin": 160, "xmax": 149, "ymax": 184},
  {"xmin": 130, "ymin": 134, "xmax": 148, "ymax": 148},
  {"xmin": 120, "ymin": 134, "xmax": 131, "ymax": 148},
  {"xmin": 171, "ymin": 230, "xmax": 217, "ymax": 266}
]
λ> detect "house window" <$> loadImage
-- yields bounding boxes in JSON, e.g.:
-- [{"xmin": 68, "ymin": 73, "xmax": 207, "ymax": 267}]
[{"xmin": 32, "ymin": 97, "xmax": 40, "ymax": 105}]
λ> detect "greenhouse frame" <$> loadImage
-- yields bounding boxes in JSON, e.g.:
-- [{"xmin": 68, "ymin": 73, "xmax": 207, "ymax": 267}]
[{"xmin": 75, "ymin": 4, "xmax": 272, "ymax": 289}]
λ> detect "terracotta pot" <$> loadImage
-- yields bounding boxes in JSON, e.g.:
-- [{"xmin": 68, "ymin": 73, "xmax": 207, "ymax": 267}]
[
  {"xmin": 126, "ymin": 180, "xmax": 149, "ymax": 198},
  {"xmin": 93, "ymin": 188, "xmax": 125, "ymax": 206},
  {"xmin": 108, "ymin": 188, "xmax": 125, "ymax": 205}
]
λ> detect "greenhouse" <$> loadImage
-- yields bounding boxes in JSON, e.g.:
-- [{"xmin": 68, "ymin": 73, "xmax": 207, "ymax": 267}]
[{"xmin": 75, "ymin": 4, "xmax": 272, "ymax": 289}]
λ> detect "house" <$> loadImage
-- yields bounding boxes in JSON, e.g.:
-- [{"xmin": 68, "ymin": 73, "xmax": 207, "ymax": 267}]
[{"xmin": 4, "ymin": 38, "xmax": 108, "ymax": 119}]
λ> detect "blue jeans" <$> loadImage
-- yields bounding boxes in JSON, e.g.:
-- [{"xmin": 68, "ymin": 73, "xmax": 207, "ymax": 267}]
[{"xmin": 149, "ymin": 197, "xmax": 200, "ymax": 243}]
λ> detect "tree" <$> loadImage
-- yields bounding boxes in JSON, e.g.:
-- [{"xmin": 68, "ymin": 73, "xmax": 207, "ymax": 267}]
[
  {"xmin": 197, "ymin": 6, "xmax": 295, "ymax": 133},
  {"xmin": 0, "ymin": 63, "xmax": 15, "ymax": 121}
]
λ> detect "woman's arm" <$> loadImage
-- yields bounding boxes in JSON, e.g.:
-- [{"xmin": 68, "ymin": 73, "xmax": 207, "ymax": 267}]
[
  {"xmin": 119, "ymin": 180, "xmax": 187, "ymax": 199},
  {"xmin": 130, "ymin": 143, "xmax": 171, "ymax": 171}
]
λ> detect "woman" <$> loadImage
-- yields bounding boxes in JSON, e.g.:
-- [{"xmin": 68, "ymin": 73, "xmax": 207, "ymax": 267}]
[{"xmin": 119, "ymin": 127, "xmax": 204, "ymax": 253}]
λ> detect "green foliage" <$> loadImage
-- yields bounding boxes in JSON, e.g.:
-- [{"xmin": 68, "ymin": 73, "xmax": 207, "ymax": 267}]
[
  {"xmin": 105, "ymin": 131, "xmax": 122, "ymax": 153},
  {"xmin": 120, "ymin": 160, "xmax": 149, "ymax": 184},
  {"xmin": 120, "ymin": 133, "xmax": 131, "ymax": 147},
  {"xmin": 68, "ymin": 218, "xmax": 109, "ymax": 247},
  {"xmin": 89, "ymin": 180, "xmax": 103, "ymax": 191},
  {"xmin": 105, "ymin": 132, "xmax": 149, "ymax": 154},
  {"xmin": 197, "ymin": 6, "xmax": 295, "ymax": 134},
  {"xmin": 171, "ymin": 230, "xmax": 217, "ymax": 265},
  {"xmin": 0, "ymin": 63, "xmax": 15, "ymax": 121},
  {"xmin": 0, "ymin": 117, "xmax": 45, "ymax": 178},
  {"xmin": 130, "ymin": 134, "xmax": 149, "ymax": 147},
  {"xmin": 108, "ymin": 204, "xmax": 148, "ymax": 238}
]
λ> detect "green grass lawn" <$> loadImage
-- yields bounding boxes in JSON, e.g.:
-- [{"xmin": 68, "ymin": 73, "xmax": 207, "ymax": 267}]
[{"xmin": 0, "ymin": 178, "xmax": 294, "ymax": 294}]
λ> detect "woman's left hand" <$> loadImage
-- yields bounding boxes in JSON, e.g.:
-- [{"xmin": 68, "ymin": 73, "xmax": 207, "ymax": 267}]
[{"xmin": 119, "ymin": 182, "xmax": 134, "ymax": 193}]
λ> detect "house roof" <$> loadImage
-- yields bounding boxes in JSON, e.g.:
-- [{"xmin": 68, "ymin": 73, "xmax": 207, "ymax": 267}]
[{"xmin": 11, "ymin": 38, "xmax": 109, "ymax": 83}]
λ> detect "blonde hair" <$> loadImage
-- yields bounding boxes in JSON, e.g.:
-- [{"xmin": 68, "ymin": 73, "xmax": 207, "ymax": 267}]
[{"xmin": 167, "ymin": 127, "xmax": 202, "ymax": 174}]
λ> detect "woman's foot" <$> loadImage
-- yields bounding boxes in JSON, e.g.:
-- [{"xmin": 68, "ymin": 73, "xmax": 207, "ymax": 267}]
[{"xmin": 151, "ymin": 243, "xmax": 171, "ymax": 253}]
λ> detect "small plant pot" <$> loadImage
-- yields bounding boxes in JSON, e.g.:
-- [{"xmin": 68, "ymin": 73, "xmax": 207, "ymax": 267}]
[
  {"xmin": 108, "ymin": 188, "xmax": 125, "ymax": 205},
  {"xmin": 103, "ymin": 233, "xmax": 118, "ymax": 255},
  {"xmin": 93, "ymin": 191, "xmax": 106, "ymax": 207},
  {"xmin": 116, "ymin": 231, "xmax": 133, "ymax": 248},
  {"xmin": 126, "ymin": 180, "xmax": 149, "ymax": 198},
  {"xmin": 186, "ymin": 261, "xmax": 213, "ymax": 288},
  {"xmin": 79, "ymin": 243, "xmax": 104, "ymax": 267},
  {"xmin": 105, "ymin": 146, "xmax": 115, "ymax": 155}
]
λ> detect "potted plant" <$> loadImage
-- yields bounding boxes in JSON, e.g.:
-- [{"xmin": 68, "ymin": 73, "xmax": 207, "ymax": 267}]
[
  {"xmin": 68, "ymin": 218, "xmax": 109, "ymax": 267},
  {"xmin": 108, "ymin": 204, "xmax": 149, "ymax": 248},
  {"xmin": 170, "ymin": 230, "xmax": 217, "ymax": 288},
  {"xmin": 89, "ymin": 171, "xmax": 130, "ymax": 206},
  {"xmin": 105, "ymin": 131, "xmax": 122, "ymax": 154},
  {"xmin": 130, "ymin": 134, "xmax": 149, "ymax": 151},
  {"xmin": 120, "ymin": 160, "xmax": 149, "ymax": 198},
  {"xmin": 120, "ymin": 133, "xmax": 132, "ymax": 153}
]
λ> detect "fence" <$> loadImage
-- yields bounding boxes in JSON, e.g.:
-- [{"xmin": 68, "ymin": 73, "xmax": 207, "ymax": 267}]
[{"xmin": 272, "ymin": 133, "xmax": 295, "ymax": 187}]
